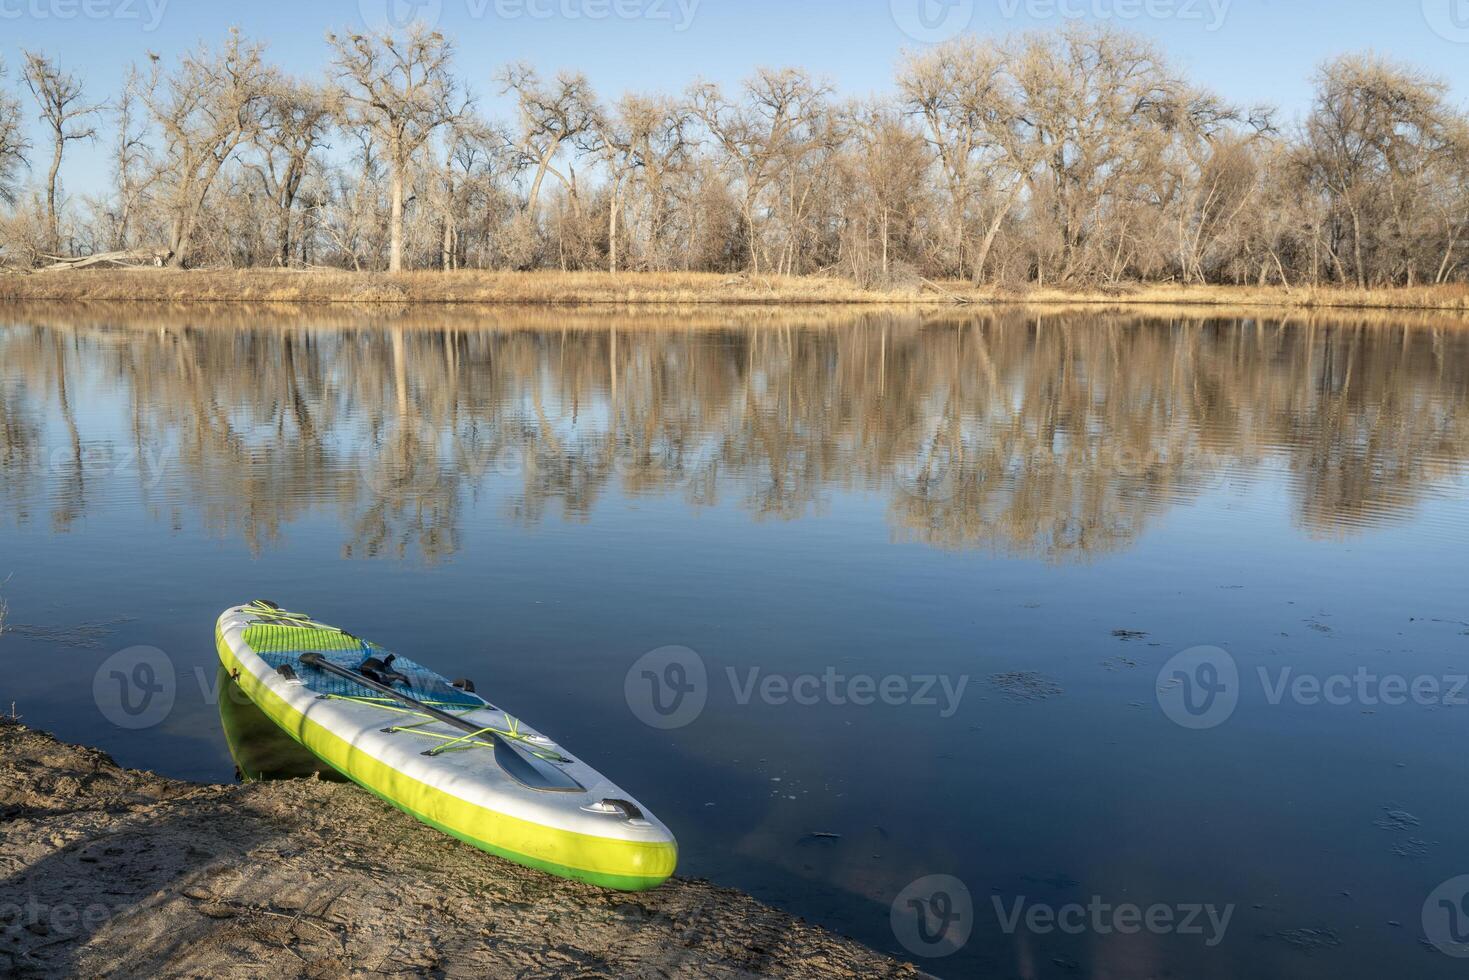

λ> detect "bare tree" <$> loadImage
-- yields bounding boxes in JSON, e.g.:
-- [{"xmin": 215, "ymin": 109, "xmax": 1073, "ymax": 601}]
[
  {"xmin": 898, "ymin": 36, "xmax": 1016, "ymax": 279},
  {"xmin": 586, "ymin": 101, "xmax": 629, "ymax": 274},
  {"xmin": 250, "ymin": 77, "xmax": 335, "ymax": 267},
  {"xmin": 1166, "ymin": 118, "xmax": 1273, "ymax": 284},
  {"xmin": 107, "ymin": 79, "xmax": 158, "ymax": 251},
  {"xmin": 138, "ymin": 29, "xmax": 274, "ymax": 266},
  {"xmin": 1429, "ymin": 122, "xmax": 1469, "ymax": 284},
  {"xmin": 0, "ymin": 59, "xmax": 28, "ymax": 210},
  {"xmin": 586, "ymin": 95, "xmax": 691, "ymax": 273},
  {"xmin": 499, "ymin": 64, "xmax": 598, "ymax": 224},
  {"xmin": 843, "ymin": 102, "xmax": 929, "ymax": 281},
  {"xmin": 690, "ymin": 68, "xmax": 832, "ymax": 274},
  {"xmin": 1303, "ymin": 54, "xmax": 1459, "ymax": 287},
  {"xmin": 21, "ymin": 52, "xmax": 102, "ymax": 255},
  {"xmin": 635, "ymin": 99, "xmax": 694, "ymax": 271},
  {"xmin": 320, "ymin": 128, "xmax": 387, "ymax": 271},
  {"xmin": 328, "ymin": 26, "xmax": 462, "ymax": 273},
  {"xmin": 1003, "ymin": 27, "xmax": 1206, "ymax": 283},
  {"xmin": 433, "ymin": 113, "xmax": 516, "ymax": 269}
]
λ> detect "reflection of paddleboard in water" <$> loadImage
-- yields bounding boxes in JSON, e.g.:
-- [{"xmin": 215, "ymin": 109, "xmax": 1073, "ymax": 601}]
[{"xmin": 217, "ymin": 666, "xmax": 346, "ymax": 783}]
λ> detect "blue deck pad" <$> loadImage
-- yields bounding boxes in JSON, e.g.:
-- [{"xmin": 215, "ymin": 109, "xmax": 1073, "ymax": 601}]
[{"xmin": 259, "ymin": 648, "xmax": 487, "ymax": 709}]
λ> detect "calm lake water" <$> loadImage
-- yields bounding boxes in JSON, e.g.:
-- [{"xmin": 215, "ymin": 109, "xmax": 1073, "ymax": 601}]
[{"xmin": 2, "ymin": 307, "xmax": 1467, "ymax": 978}]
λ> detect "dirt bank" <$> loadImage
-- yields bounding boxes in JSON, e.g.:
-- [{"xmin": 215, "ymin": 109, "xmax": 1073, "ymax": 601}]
[{"xmin": 0, "ymin": 721, "xmax": 922, "ymax": 978}]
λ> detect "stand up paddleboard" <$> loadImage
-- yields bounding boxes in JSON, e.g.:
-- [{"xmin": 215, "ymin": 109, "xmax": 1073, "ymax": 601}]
[{"xmin": 215, "ymin": 601, "xmax": 677, "ymax": 891}]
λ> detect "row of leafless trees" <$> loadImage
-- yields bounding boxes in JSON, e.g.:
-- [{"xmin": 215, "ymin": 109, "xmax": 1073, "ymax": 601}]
[{"xmin": 1, "ymin": 24, "xmax": 1466, "ymax": 287}]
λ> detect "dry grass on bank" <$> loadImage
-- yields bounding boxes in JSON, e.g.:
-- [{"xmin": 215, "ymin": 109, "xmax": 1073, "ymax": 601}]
[
  {"xmin": 0, "ymin": 268, "xmax": 932, "ymax": 306},
  {"xmin": 6, "ymin": 298, "xmax": 1469, "ymax": 337},
  {"xmin": 995, "ymin": 281, "xmax": 1469, "ymax": 314},
  {"xmin": 2, "ymin": 267, "xmax": 1469, "ymax": 315}
]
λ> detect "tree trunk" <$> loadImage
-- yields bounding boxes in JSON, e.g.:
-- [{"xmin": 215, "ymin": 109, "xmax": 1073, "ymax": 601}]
[
  {"xmin": 743, "ymin": 197, "xmax": 760, "ymax": 275},
  {"xmin": 972, "ymin": 181, "xmax": 1025, "ymax": 286},
  {"xmin": 115, "ymin": 203, "xmax": 130, "ymax": 252},
  {"xmin": 277, "ymin": 209, "xmax": 292, "ymax": 269},
  {"xmin": 1270, "ymin": 249, "xmax": 1292, "ymax": 291},
  {"xmin": 275, "ymin": 165, "xmax": 305, "ymax": 269},
  {"xmin": 441, "ymin": 166, "xmax": 455, "ymax": 272},
  {"xmin": 46, "ymin": 137, "xmax": 63, "ymax": 256},
  {"xmin": 168, "ymin": 213, "xmax": 192, "ymax": 267},
  {"xmin": 389, "ymin": 166, "xmax": 405, "ymax": 274},
  {"xmin": 881, "ymin": 208, "xmax": 889, "ymax": 278},
  {"xmin": 40, "ymin": 248, "xmax": 171, "ymax": 271},
  {"xmin": 1348, "ymin": 206, "xmax": 1366, "ymax": 288},
  {"xmin": 167, "ymin": 153, "xmax": 233, "ymax": 267},
  {"xmin": 1436, "ymin": 224, "xmax": 1464, "ymax": 284},
  {"xmin": 525, "ymin": 141, "xmax": 563, "ymax": 220},
  {"xmin": 608, "ymin": 179, "xmax": 620, "ymax": 275}
]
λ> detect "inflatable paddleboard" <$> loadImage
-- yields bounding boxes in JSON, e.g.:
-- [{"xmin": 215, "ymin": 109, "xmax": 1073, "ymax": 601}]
[{"xmin": 215, "ymin": 601, "xmax": 677, "ymax": 891}]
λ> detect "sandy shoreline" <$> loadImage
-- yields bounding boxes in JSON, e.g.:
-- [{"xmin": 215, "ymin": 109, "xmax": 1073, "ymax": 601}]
[{"xmin": 0, "ymin": 720, "xmax": 924, "ymax": 978}]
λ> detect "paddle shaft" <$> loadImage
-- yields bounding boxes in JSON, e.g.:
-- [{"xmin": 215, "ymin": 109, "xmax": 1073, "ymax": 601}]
[
  {"xmin": 297, "ymin": 652, "xmax": 583, "ymax": 791},
  {"xmin": 300, "ymin": 652, "xmax": 500, "ymax": 737}
]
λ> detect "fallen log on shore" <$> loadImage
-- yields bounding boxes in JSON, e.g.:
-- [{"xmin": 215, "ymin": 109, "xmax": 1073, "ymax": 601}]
[
  {"xmin": 918, "ymin": 277, "xmax": 973, "ymax": 304},
  {"xmin": 38, "ymin": 248, "xmax": 174, "ymax": 272}
]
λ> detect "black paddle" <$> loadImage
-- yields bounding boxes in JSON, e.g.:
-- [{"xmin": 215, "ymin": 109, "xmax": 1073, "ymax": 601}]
[{"xmin": 297, "ymin": 652, "xmax": 584, "ymax": 793}]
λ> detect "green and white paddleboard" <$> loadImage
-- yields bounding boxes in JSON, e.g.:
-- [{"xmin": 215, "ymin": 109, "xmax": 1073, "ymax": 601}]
[{"xmin": 215, "ymin": 601, "xmax": 677, "ymax": 891}]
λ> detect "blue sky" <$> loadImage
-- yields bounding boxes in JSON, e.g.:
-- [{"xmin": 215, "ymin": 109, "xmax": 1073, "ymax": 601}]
[{"xmin": 5, "ymin": 0, "xmax": 1469, "ymax": 195}]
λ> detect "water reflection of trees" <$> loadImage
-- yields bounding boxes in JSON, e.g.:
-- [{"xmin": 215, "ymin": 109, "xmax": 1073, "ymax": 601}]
[{"xmin": 1, "ymin": 309, "xmax": 1465, "ymax": 561}]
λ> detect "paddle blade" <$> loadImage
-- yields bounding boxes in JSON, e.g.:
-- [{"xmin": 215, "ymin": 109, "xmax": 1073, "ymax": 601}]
[{"xmin": 493, "ymin": 738, "xmax": 584, "ymax": 792}]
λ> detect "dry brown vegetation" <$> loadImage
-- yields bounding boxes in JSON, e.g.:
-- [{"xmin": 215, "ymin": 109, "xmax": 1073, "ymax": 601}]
[
  {"xmin": 3, "ymin": 268, "xmax": 1469, "ymax": 315},
  {"xmin": 984, "ymin": 281, "xmax": 1469, "ymax": 314},
  {"xmin": 0, "ymin": 268, "xmax": 934, "ymax": 306}
]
